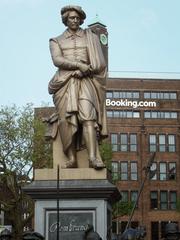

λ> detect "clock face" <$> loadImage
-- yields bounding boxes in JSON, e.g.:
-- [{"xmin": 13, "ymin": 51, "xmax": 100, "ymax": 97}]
[{"xmin": 100, "ymin": 33, "xmax": 108, "ymax": 45}]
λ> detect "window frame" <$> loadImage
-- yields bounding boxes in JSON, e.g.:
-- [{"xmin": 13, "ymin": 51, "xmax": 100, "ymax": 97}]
[
  {"xmin": 150, "ymin": 191, "xmax": 158, "ymax": 210},
  {"xmin": 130, "ymin": 161, "xmax": 138, "ymax": 180},
  {"xmin": 120, "ymin": 161, "xmax": 128, "ymax": 180},
  {"xmin": 160, "ymin": 191, "xmax": 168, "ymax": 210}
]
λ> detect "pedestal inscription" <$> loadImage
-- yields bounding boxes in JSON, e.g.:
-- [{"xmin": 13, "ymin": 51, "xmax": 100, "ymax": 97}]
[{"xmin": 46, "ymin": 210, "xmax": 95, "ymax": 240}]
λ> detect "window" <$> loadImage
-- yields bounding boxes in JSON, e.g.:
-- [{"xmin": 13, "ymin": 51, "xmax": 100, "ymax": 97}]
[
  {"xmin": 144, "ymin": 111, "xmax": 178, "ymax": 119},
  {"xmin": 113, "ymin": 91, "xmax": 119, "ymax": 98},
  {"xmin": 121, "ymin": 191, "xmax": 128, "ymax": 202},
  {"xmin": 171, "ymin": 112, "xmax": 178, "ymax": 119},
  {"xmin": 164, "ymin": 112, "xmax": 170, "ymax": 119},
  {"xmin": 159, "ymin": 135, "xmax": 166, "ymax": 152},
  {"xmin": 168, "ymin": 135, "xmax": 176, "ymax": 152},
  {"xmin": 106, "ymin": 91, "xmax": 113, "ymax": 98},
  {"xmin": 119, "ymin": 111, "xmax": 126, "ymax": 118},
  {"xmin": 111, "ymin": 162, "xmax": 119, "ymax": 181},
  {"xmin": 150, "ymin": 163, "xmax": 157, "ymax": 180},
  {"xmin": 149, "ymin": 134, "xmax": 156, "ymax": 152},
  {"xmin": 106, "ymin": 90, "xmax": 140, "ymax": 99},
  {"xmin": 170, "ymin": 93, "xmax": 177, "ymax": 99},
  {"xmin": 151, "ymin": 92, "xmax": 157, "ymax": 99},
  {"xmin": 160, "ymin": 222, "xmax": 169, "ymax": 239},
  {"xmin": 107, "ymin": 110, "xmax": 140, "ymax": 118},
  {"xmin": 120, "ymin": 162, "xmax": 128, "ymax": 180},
  {"xmin": 160, "ymin": 191, "xmax": 168, "ymax": 210},
  {"xmin": 144, "ymin": 111, "xmax": 151, "ymax": 118},
  {"xmin": 151, "ymin": 222, "xmax": 159, "ymax": 240},
  {"xmin": 132, "ymin": 92, "xmax": 139, "ymax": 98},
  {"xmin": 144, "ymin": 91, "xmax": 177, "ymax": 100},
  {"xmin": 149, "ymin": 134, "xmax": 176, "ymax": 152},
  {"xmin": 152, "ymin": 111, "xmax": 158, "ymax": 118},
  {"xmin": 164, "ymin": 93, "xmax": 169, "ymax": 99},
  {"xmin": 130, "ymin": 162, "xmax": 138, "ymax": 180},
  {"xmin": 126, "ymin": 111, "xmax": 132, "ymax": 118},
  {"xmin": 159, "ymin": 163, "xmax": 167, "ymax": 180},
  {"xmin": 107, "ymin": 111, "xmax": 113, "ymax": 118},
  {"xmin": 151, "ymin": 221, "xmax": 178, "ymax": 240},
  {"xmin": 169, "ymin": 191, "xmax": 177, "ymax": 210},
  {"xmin": 120, "ymin": 134, "xmax": 128, "ymax": 152},
  {"xmin": 130, "ymin": 134, "xmax": 137, "ymax": 151},
  {"xmin": 168, "ymin": 163, "xmax": 176, "ymax": 180},
  {"xmin": 144, "ymin": 92, "xmax": 150, "ymax": 99},
  {"xmin": 121, "ymin": 91, "xmax": 139, "ymax": 99},
  {"xmin": 111, "ymin": 133, "xmax": 118, "ymax": 151},
  {"xmin": 150, "ymin": 191, "xmax": 158, "ymax": 209},
  {"xmin": 150, "ymin": 162, "xmax": 176, "ymax": 181},
  {"xmin": 133, "ymin": 112, "xmax": 140, "ymax": 118},
  {"xmin": 114, "ymin": 111, "xmax": 119, "ymax": 118},
  {"xmin": 111, "ymin": 161, "xmax": 138, "ymax": 181},
  {"xmin": 131, "ymin": 191, "xmax": 138, "ymax": 208},
  {"xmin": 110, "ymin": 133, "xmax": 137, "ymax": 152}
]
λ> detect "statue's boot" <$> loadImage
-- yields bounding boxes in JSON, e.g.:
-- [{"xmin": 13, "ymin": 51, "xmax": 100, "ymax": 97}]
[
  {"xmin": 83, "ymin": 121, "xmax": 105, "ymax": 170},
  {"xmin": 62, "ymin": 138, "xmax": 77, "ymax": 168}
]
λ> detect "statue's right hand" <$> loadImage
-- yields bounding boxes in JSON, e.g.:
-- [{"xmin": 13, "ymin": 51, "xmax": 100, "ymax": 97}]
[{"xmin": 77, "ymin": 62, "xmax": 90, "ymax": 74}]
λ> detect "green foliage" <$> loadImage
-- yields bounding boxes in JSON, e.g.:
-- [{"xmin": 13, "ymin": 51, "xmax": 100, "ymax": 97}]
[
  {"xmin": 33, "ymin": 117, "xmax": 53, "ymax": 168},
  {"xmin": 0, "ymin": 104, "xmax": 52, "ymax": 240},
  {"xmin": 99, "ymin": 141, "xmax": 112, "ymax": 170},
  {"xmin": 112, "ymin": 201, "xmax": 134, "ymax": 219}
]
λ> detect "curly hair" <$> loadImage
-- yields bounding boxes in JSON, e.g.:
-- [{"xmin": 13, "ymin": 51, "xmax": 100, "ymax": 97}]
[{"xmin": 61, "ymin": 10, "xmax": 84, "ymax": 26}]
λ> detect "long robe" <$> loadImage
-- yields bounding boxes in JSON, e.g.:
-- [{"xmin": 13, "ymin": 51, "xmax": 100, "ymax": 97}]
[{"xmin": 49, "ymin": 28, "xmax": 107, "ymax": 152}]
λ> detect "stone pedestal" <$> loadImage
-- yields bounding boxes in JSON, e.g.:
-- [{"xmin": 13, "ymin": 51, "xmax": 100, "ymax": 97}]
[
  {"xmin": 23, "ymin": 129, "xmax": 121, "ymax": 239},
  {"xmin": 23, "ymin": 179, "xmax": 120, "ymax": 240}
]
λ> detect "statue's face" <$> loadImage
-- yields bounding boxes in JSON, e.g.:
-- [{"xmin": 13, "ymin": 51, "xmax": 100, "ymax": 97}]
[{"xmin": 67, "ymin": 11, "xmax": 80, "ymax": 31}]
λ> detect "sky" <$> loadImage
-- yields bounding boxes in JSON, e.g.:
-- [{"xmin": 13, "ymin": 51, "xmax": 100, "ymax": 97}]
[{"xmin": 0, "ymin": 0, "xmax": 180, "ymax": 107}]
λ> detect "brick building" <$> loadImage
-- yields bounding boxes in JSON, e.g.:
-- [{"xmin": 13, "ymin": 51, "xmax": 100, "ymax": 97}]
[
  {"xmin": 32, "ymin": 18, "xmax": 180, "ymax": 240},
  {"xmin": 106, "ymin": 77, "xmax": 180, "ymax": 240}
]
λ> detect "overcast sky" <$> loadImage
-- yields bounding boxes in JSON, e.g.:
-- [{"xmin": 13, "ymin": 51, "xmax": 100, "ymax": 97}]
[{"xmin": 0, "ymin": 0, "xmax": 180, "ymax": 107}]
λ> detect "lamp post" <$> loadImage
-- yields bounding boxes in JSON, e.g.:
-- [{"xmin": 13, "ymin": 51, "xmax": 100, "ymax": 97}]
[
  {"xmin": 125, "ymin": 153, "xmax": 156, "ymax": 231},
  {"xmin": 56, "ymin": 165, "xmax": 60, "ymax": 240},
  {"xmin": 119, "ymin": 153, "xmax": 156, "ymax": 240}
]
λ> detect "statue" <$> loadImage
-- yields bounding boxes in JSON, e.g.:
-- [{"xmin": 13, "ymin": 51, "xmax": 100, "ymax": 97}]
[{"xmin": 48, "ymin": 5, "xmax": 108, "ymax": 169}]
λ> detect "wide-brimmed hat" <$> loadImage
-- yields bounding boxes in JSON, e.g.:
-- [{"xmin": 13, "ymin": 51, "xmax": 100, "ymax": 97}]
[{"xmin": 61, "ymin": 5, "xmax": 86, "ymax": 20}]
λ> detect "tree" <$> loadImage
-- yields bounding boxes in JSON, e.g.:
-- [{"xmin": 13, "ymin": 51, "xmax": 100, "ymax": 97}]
[
  {"xmin": 112, "ymin": 201, "xmax": 134, "ymax": 219},
  {"xmin": 0, "ymin": 104, "xmax": 51, "ymax": 240},
  {"xmin": 99, "ymin": 141, "xmax": 112, "ymax": 170},
  {"xmin": 99, "ymin": 141, "xmax": 133, "ymax": 220}
]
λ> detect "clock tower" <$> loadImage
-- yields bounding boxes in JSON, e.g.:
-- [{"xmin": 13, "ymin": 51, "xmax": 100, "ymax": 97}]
[{"xmin": 88, "ymin": 15, "xmax": 108, "ymax": 69}]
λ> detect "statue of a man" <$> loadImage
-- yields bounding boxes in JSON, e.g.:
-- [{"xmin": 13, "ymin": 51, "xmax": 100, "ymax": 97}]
[{"xmin": 48, "ymin": 5, "xmax": 107, "ymax": 169}]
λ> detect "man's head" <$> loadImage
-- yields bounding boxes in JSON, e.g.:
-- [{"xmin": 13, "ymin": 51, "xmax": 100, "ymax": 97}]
[{"xmin": 61, "ymin": 5, "xmax": 86, "ymax": 27}]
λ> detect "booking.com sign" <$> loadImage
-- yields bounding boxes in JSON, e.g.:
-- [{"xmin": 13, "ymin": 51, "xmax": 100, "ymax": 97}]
[{"xmin": 106, "ymin": 99, "xmax": 157, "ymax": 109}]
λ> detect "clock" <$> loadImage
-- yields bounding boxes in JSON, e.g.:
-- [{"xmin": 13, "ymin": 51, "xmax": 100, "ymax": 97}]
[{"xmin": 100, "ymin": 33, "xmax": 108, "ymax": 45}]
